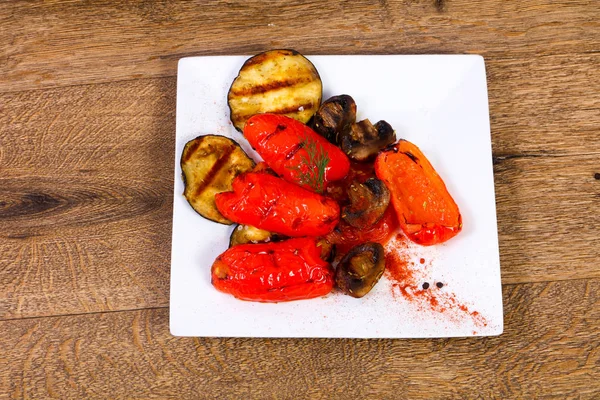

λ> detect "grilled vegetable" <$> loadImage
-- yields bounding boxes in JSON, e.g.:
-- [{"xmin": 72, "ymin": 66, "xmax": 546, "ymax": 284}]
[
  {"xmin": 326, "ymin": 206, "xmax": 398, "ymax": 256},
  {"xmin": 335, "ymin": 242, "xmax": 386, "ymax": 298},
  {"xmin": 215, "ymin": 172, "xmax": 340, "ymax": 237},
  {"xmin": 181, "ymin": 135, "xmax": 255, "ymax": 224},
  {"xmin": 316, "ymin": 238, "xmax": 335, "ymax": 262},
  {"xmin": 311, "ymin": 95, "xmax": 357, "ymax": 144},
  {"xmin": 211, "ymin": 237, "xmax": 334, "ymax": 302},
  {"xmin": 251, "ymin": 161, "xmax": 277, "ymax": 175},
  {"xmin": 340, "ymin": 119, "xmax": 396, "ymax": 162},
  {"xmin": 375, "ymin": 140, "xmax": 462, "ymax": 245},
  {"xmin": 229, "ymin": 224, "xmax": 281, "ymax": 247},
  {"xmin": 244, "ymin": 114, "xmax": 350, "ymax": 192},
  {"xmin": 228, "ymin": 49, "xmax": 322, "ymax": 132},
  {"xmin": 342, "ymin": 177, "xmax": 390, "ymax": 229}
]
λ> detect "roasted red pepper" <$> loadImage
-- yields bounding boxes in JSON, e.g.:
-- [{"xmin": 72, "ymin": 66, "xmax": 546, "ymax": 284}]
[
  {"xmin": 375, "ymin": 140, "xmax": 462, "ymax": 246},
  {"xmin": 215, "ymin": 172, "xmax": 340, "ymax": 237},
  {"xmin": 211, "ymin": 238, "xmax": 334, "ymax": 302},
  {"xmin": 244, "ymin": 114, "xmax": 350, "ymax": 192},
  {"xmin": 326, "ymin": 206, "xmax": 399, "ymax": 255}
]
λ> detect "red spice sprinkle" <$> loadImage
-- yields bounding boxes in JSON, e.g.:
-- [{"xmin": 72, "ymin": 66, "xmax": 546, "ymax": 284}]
[
  {"xmin": 419, "ymin": 258, "xmax": 425, "ymax": 264},
  {"xmin": 428, "ymin": 295, "xmax": 439, "ymax": 307},
  {"xmin": 385, "ymin": 239, "xmax": 488, "ymax": 328},
  {"xmin": 385, "ymin": 250, "xmax": 412, "ymax": 283}
]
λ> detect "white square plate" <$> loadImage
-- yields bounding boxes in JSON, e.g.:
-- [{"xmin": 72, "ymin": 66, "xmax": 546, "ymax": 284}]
[{"xmin": 170, "ymin": 55, "xmax": 503, "ymax": 338}]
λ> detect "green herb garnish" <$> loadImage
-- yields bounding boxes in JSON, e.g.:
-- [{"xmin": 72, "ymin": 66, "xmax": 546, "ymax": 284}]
[{"xmin": 287, "ymin": 131, "xmax": 330, "ymax": 193}]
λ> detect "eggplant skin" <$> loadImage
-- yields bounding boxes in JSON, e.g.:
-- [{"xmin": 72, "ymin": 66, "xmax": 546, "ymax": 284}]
[
  {"xmin": 228, "ymin": 49, "xmax": 322, "ymax": 132},
  {"xmin": 181, "ymin": 135, "xmax": 255, "ymax": 224},
  {"xmin": 229, "ymin": 224, "xmax": 282, "ymax": 247}
]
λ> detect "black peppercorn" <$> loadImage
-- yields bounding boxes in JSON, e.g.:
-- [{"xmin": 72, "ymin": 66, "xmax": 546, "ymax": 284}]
[
  {"xmin": 436, "ymin": 282, "xmax": 444, "ymax": 288},
  {"xmin": 422, "ymin": 282, "xmax": 430, "ymax": 290}
]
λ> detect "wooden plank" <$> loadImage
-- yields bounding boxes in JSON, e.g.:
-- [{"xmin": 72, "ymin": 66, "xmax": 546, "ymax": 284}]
[
  {"xmin": 0, "ymin": 53, "xmax": 598, "ymax": 174},
  {"xmin": 1, "ymin": 279, "xmax": 598, "ymax": 399},
  {"xmin": 0, "ymin": 79, "xmax": 177, "ymax": 319},
  {"xmin": 494, "ymin": 154, "xmax": 600, "ymax": 284},
  {"xmin": 0, "ymin": 175, "xmax": 172, "ymax": 319},
  {"xmin": 1, "ymin": 54, "xmax": 600, "ymax": 319},
  {"xmin": 1, "ymin": 154, "xmax": 598, "ymax": 319},
  {"xmin": 1, "ymin": 0, "xmax": 599, "ymax": 92},
  {"xmin": 488, "ymin": 53, "xmax": 600, "ymax": 156},
  {"xmin": 0, "ymin": 77, "xmax": 177, "ymax": 177}
]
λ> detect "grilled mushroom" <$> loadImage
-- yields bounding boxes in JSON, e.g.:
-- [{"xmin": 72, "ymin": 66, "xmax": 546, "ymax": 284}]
[
  {"xmin": 342, "ymin": 178, "xmax": 390, "ymax": 229},
  {"xmin": 340, "ymin": 119, "xmax": 396, "ymax": 162},
  {"xmin": 310, "ymin": 95, "xmax": 357, "ymax": 144},
  {"xmin": 335, "ymin": 242, "xmax": 386, "ymax": 298}
]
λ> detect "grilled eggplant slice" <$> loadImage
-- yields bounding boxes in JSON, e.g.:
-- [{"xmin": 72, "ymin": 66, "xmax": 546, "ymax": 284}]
[
  {"xmin": 181, "ymin": 135, "xmax": 255, "ymax": 224},
  {"xmin": 228, "ymin": 49, "xmax": 322, "ymax": 132},
  {"xmin": 229, "ymin": 224, "xmax": 282, "ymax": 247}
]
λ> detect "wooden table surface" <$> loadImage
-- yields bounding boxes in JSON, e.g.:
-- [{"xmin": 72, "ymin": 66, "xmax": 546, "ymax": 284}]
[{"xmin": 1, "ymin": 1, "xmax": 599, "ymax": 398}]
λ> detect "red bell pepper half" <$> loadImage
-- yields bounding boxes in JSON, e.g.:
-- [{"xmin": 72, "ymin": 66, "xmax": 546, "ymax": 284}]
[
  {"xmin": 211, "ymin": 237, "xmax": 334, "ymax": 302},
  {"xmin": 244, "ymin": 114, "xmax": 350, "ymax": 192},
  {"xmin": 215, "ymin": 172, "xmax": 340, "ymax": 237},
  {"xmin": 375, "ymin": 140, "xmax": 462, "ymax": 246}
]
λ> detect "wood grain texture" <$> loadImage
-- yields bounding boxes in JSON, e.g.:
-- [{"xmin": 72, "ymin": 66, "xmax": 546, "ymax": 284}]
[
  {"xmin": 494, "ymin": 155, "xmax": 600, "ymax": 283},
  {"xmin": 1, "ymin": 51, "xmax": 599, "ymax": 319},
  {"xmin": 0, "ymin": 78, "xmax": 176, "ymax": 319},
  {"xmin": 1, "ymin": 279, "xmax": 599, "ymax": 399},
  {"xmin": 1, "ymin": 0, "xmax": 599, "ymax": 92},
  {"xmin": 1, "ymin": 0, "xmax": 599, "ymax": 396},
  {"xmin": 2, "ymin": 153, "xmax": 598, "ymax": 319},
  {"xmin": 487, "ymin": 53, "xmax": 600, "ymax": 156},
  {"xmin": 0, "ymin": 53, "xmax": 598, "ymax": 170}
]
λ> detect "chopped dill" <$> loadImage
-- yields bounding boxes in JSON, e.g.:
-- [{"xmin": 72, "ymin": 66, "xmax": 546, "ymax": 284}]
[{"xmin": 286, "ymin": 130, "xmax": 330, "ymax": 193}]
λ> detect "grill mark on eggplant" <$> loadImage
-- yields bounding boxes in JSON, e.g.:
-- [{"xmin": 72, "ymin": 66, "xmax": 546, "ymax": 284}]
[
  {"xmin": 182, "ymin": 138, "xmax": 202, "ymax": 163},
  {"xmin": 242, "ymin": 52, "xmax": 270, "ymax": 68},
  {"xmin": 229, "ymin": 76, "xmax": 315, "ymax": 96},
  {"xmin": 236, "ymin": 102, "xmax": 316, "ymax": 122},
  {"xmin": 228, "ymin": 50, "xmax": 322, "ymax": 132},
  {"xmin": 194, "ymin": 145, "xmax": 235, "ymax": 197},
  {"xmin": 267, "ymin": 101, "xmax": 315, "ymax": 115}
]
